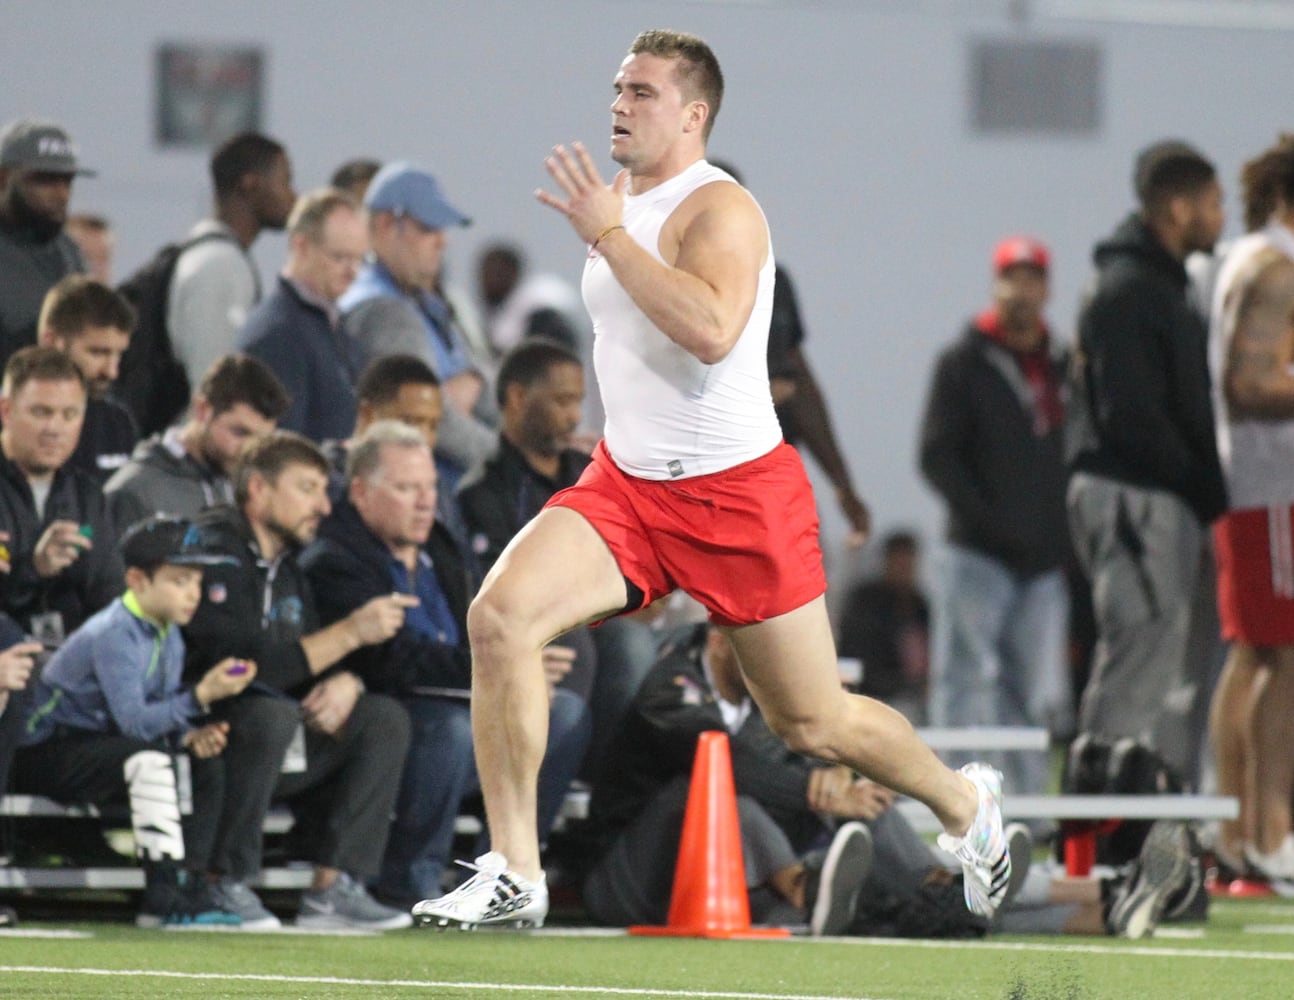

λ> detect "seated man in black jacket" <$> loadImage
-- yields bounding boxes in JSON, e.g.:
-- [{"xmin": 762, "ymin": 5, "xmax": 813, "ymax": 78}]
[
  {"xmin": 182, "ymin": 431, "xmax": 416, "ymax": 930},
  {"xmin": 0, "ymin": 346, "xmax": 122, "ymax": 647},
  {"xmin": 302, "ymin": 419, "xmax": 590, "ymax": 909}
]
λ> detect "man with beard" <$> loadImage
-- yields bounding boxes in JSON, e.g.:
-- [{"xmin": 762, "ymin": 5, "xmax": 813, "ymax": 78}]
[
  {"xmin": 919, "ymin": 237, "xmax": 1071, "ymax": 805},
  {"xmin": 104, "ymin": 354, "xmax": 288, "ymax": 533},
  {"xmin": 0, "ymin": 119, "xmax": 93, "ymax": 369},
  {"xmin": 180, "ymin": 431, "xmax": 417, "ymax": 929},
  {"xmin": 168, "ymin": 133, "xmax": 296, "ymax": 392},
  {"xmin": 1067, "ymin": 140, "xmax": 1228, "ymax": 787},
  {"xmin": 36, "ymin": 276, "xmax": 138, "ymax": 485}
]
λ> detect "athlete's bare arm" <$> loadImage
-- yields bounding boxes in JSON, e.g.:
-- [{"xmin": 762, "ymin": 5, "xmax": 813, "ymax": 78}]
[
  {"xmin": 536, "ymin": 142, "xmax": 765, "ymax": 364},
  {"xmin": 1226, "ymin": 252, "xmax": 1294, "ymax": 420}
]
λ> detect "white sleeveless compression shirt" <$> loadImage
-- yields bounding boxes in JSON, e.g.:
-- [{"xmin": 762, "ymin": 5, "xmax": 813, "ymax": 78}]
[
  {"xmin": 581, "ymin": 159, "xmax": 782, "ymax": 481},
  {"xmin": 1209, "ymin": 221, "xmax": 1294, "ymax": 509}
]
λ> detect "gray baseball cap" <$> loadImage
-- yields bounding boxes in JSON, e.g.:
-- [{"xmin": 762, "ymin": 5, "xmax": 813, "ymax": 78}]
[{"xmin": 0, "ymin": 118, "xmax": 96, "ymax": 176}]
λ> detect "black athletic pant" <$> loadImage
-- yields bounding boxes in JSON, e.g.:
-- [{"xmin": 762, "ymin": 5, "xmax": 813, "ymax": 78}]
[
  {"xmin": 211, "ymin": 690, "xmax": 410, "ymax": 880},
  {"xmin": 12, "ymin": 730, "xmax": 222, "ymax": 867},
  {"xmin": 0, "ymin": 688, "xmax": 30, "ymax": 800}
]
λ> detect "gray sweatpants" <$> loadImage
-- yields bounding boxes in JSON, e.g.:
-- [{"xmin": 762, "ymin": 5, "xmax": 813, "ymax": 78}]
[{"xmin": 1067, "ymin": 473, "xmax": 1224, "ymax": 785}]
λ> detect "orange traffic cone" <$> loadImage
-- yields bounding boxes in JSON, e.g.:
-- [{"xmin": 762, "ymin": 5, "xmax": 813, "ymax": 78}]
[{"xmin": 630, "ymin": 730, "xmax": 790, "ymax": 939}]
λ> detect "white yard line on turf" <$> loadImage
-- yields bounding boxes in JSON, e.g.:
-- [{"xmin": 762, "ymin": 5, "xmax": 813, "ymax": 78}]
[
  {"xmin": 1209, "ymin": 902, "xmax": 1294, "ymax": 917},
  {"xmin": 0, "ymin": 968, "xmax": 887, "ymax": 1000},
  {"xmin": 0, "ymin": 930, "xmax": 93, "ymax": 939},
  {"xmin": 1244, "ymin": 925, "xmax": 1294, "ymax": 935},
  {"xmin": 825, "ymin": 936, "xmax": 1294, "ymax": 961}
]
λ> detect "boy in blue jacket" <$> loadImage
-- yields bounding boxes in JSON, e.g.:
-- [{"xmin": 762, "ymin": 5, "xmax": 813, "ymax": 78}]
[{"xmin": 15, "ymin": 515, "xmax": 256, "ymax": 926}]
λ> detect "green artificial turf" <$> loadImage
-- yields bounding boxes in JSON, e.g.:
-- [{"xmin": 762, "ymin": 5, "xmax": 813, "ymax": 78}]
[{"xmin": 1, "ymin": 896, "xmax": 1291, "ymax": 999}]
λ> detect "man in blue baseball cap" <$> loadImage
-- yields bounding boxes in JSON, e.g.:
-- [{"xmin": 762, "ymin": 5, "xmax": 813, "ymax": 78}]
[{"xmin": 339, "ymin": 162, "xmax": 493, "ymax": 489}]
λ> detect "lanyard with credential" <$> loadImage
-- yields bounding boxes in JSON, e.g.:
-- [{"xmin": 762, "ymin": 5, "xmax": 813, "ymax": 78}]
[{"xmin": 260, "ymin": 553, "xmax": 284, "ymax": 628}]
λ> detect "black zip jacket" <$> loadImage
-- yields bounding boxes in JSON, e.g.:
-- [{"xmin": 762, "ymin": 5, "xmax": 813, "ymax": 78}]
[
  {"xmin": 1066, "ymin": 213, "xmax": 1227, "ymax": 524},
  {"xmin": 919, "ymin": 324, "xmax": 1070, "ymax": 577},
  {"xmin": 300, "ymin": 498, "xmax": 474, "ymax": 696},
  {"xmin": 180, "ymin": 504, "xmax": 315, "ymax": 695},
  {"xmin": 68, "ymin": 397, "xmax": 139, "ymax": 488},
  {"xmin": 456, "ymin": 436, "xmax": 590, "ymax": 576},
  {"xmin": 589, "ymin": 625, "xmax": 825, "ymax": 854},
  {"xmin": 0, "ymin": 450, "xmax": 122, "ymax": 636}
]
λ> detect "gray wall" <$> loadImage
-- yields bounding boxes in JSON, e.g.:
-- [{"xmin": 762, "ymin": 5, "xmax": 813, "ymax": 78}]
[{"xmin": 3, "ymin": 0, "xmax": 1287, "ymax": 584}]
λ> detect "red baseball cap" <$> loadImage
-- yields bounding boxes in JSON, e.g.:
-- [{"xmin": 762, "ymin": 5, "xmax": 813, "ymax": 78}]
[{"xmin": 992, "ymin": 235, "xmax": 1050, "ymax": 275}]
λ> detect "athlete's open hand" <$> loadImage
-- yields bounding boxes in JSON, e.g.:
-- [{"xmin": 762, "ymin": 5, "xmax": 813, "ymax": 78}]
[{"xmin": 535, "ymin": 142, "xmax": 628, "ymax": 246}]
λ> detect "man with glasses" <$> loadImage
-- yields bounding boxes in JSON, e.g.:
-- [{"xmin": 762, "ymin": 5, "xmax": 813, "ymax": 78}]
[
  {"xmin": 240, "ymin": 188, "xmax": 367, "ymax": 442},
  {"xmin": 340, "ymin": 162, "xmax": 494, "ymax": 489}
]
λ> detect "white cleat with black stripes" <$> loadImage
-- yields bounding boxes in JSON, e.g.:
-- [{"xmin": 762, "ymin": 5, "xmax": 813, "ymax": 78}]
[
  {"xmin": 412, "ymin": 852, "xmax": 548, "ymax": 930},
  {"xmin": 937, "ymin": 763, "xmax": 1012, "ymax": 918}
]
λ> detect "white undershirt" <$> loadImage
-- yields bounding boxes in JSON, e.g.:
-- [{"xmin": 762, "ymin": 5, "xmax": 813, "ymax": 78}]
[
  {"xmin": 581, "ymin": 160, "xmax": 782, "ymax": 481},
  {"xmin": 700, "ymin": 648, "xmax": 753, "ymax": 735},
  {"xmin": 28, "ymin": 475, "xmax": 52, "ymax": 521}
]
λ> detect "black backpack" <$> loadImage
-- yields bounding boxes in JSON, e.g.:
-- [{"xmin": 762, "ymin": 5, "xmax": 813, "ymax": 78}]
[
  {"xmin": 115, "ymin": 232, "xmax": 235, "ymax": 437},
  {"xmin": 1062, "ymin": 733, "xmax": 1183, "ymax": 865}
]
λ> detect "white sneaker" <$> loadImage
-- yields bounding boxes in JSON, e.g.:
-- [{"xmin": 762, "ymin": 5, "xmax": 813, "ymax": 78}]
[
  {"xmin": 1246, "ymin": 834, "xmax": 1294, "ymax": 881},
  {"xmin": 411, "ymin": 852, "xmax": 548, "ymax": 930},
  {"xmin": 936, "ymin": 763, "xmax": 1011, "ymax": 918}
]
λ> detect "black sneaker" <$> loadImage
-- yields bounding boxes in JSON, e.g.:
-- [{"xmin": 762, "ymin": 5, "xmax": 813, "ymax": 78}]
[
  {"xmin": 137, "ymin": 866, "xmax": 241, "ymax": 929},
  {"xmin": 806, "ymin": 822, "xmax": 873, "ymax": 936},
  {"xmin": 1107, "ymin": 820, "xmax": 1192, "ymax": 938}
]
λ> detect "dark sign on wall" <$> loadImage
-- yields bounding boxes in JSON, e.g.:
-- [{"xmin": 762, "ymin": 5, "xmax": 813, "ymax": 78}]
[
  {"xmin": 970, "ymin": 39, "xmax": 1102, "ymax": 135},
  {"xmin": 156, "ymin": 44, "xmax": 264, "ymax": 148}
]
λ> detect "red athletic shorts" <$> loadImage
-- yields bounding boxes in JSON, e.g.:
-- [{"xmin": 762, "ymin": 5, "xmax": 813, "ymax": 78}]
[
  {"xmin": 1214, "ymin": 506, "xmax": 1294, "ymax": 645},
  {"xmin": 545, "ymin": 440, "xmax": 827, "ymax": 627}
]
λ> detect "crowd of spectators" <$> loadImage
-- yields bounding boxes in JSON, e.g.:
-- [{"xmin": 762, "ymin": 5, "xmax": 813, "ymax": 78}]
[{"xmin": 0, "ymin": 111, "xmax": 1288, "ymax": 935}]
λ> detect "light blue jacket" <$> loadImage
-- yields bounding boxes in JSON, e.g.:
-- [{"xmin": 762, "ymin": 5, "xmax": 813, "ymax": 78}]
[{"xmin": 23, "ymin": 594, "xmax": 203, "ymax": 747}]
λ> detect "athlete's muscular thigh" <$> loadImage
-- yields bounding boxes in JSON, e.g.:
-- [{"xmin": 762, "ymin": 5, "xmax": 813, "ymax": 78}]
[
  {"xmin": 476, "ymin": 506, "xmax": 629, "ymax": 646},
  {"xmin": 724, "ymin": 595, "xmax": 846, "ymax": 751}
]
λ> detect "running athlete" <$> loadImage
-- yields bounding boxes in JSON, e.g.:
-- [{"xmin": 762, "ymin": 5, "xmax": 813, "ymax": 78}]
[{"xmin": 414, "ymin": 29, "xmax": 1009, "ymax": 929}]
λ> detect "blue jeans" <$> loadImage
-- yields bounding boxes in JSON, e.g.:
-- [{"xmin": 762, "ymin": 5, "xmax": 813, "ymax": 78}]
[
  {"xmin": 928, "ymin": 545, "xmax": 1070, "ymax": 796},
  {"xmin": 376, "ymin": 690, "xmax": 590, "ymax": 902}
]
